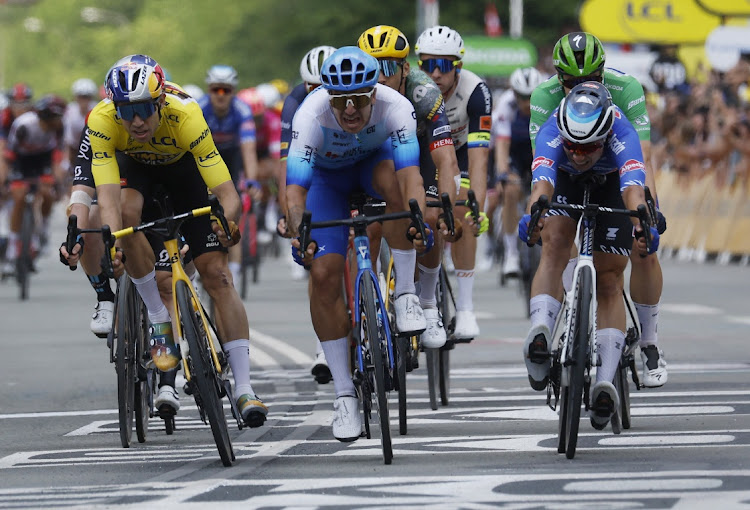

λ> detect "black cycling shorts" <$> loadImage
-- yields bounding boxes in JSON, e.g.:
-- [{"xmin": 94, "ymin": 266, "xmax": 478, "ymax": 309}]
[{"xmin": 547, "ymin": 171, "xmax": 635, "ymax": 256}]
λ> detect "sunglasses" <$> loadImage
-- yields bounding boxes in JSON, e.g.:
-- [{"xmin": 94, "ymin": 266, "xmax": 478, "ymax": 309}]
[
  {"xmin": 559, "ymin": 73, "xmax": 603, "ymax": 90},
  {"xmin": 418, "ymin": 58, "xmax": 459, "ymax": 74},
  {"xmin": 116, "ymin": 100, "xmax": 159, "ymax": 121},
  {"xmin": 378, "ymin": 59, "xmax": 403, "ymax": 77},
  {"xmin": 210, "ymin": 86, "xmax": 233, "ymax": 96},
  {"xmin": 328, "ymin": 89, "xmax": 375, "ymax": 110},
  {"xmin": 562, "ymin": 138, "xmax": 604, "ymax": 155}
]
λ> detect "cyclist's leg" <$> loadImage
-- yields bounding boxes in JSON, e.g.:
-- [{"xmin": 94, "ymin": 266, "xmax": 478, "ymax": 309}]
[
  {"xmin": 500, "ymin": 168, "xmax": 523, "ymax": 277},
  {"xmin": 306, "ymin": 168, "xmax": 360, "ymax": 440},
  {"xmin": 629, "ymin": 248, "xmax": 666, "ymax": 386},
  {"xmin": 3, "ymin": 170, "xmax": 29, "ymax": 272},
  {"xmin": 369, "ymin": 153, "xmax": 426, "ymax": 335}
]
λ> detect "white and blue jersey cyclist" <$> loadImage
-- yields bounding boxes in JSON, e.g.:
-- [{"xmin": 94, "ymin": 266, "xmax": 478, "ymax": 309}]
[{"xmin": 284, "ymin": 46, "xmax": 428, "ymax": 443}]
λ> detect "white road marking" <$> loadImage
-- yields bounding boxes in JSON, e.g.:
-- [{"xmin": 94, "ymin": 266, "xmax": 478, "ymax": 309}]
[{"xmin": 248, "ymin": 327, "xmax": 314, "ymax": 365}]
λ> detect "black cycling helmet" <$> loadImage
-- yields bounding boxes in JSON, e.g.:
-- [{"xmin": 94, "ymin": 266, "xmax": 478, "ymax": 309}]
[{"xmin": 35, "ymin": 94, "xmax": 67, "ymax": 120}]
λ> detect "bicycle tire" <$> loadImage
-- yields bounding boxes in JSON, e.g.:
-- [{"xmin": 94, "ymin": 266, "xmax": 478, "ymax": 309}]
[
  {"xmin": 134, "ymin": 296, "xmax": 150, "ymax": 444},
  {"xmin": 619, "ymin": 363, "xmax": 632, "ymax": 429},
  {"xmin": 425, "ymin": 348, "xmax": 439, "ymax": 411},
  {"xmin": 116, "ymin": 275, "xmax": 136, "ymax": 448},
  {"xmin": 176, "ymin": 280, "xmax": 234, "ymax": 467},
  {"xmin": 563, "ymin": 265, "xmax": 593, "ymax": 459},
  {"xmin": 439, "ymin": 348, "xmax": 450, "ymax": 406},
  {"xmin": 361, "ymin": 275, "xmax": 393, "ymax": 464},
  {"xmin": 557, "ymin": 385, "xmax": 569, "ymax": 454},
  {"xmin": 395, "ymin": 336, "xmax": 408, "ymax": 435},
  {"xmin": 17, "ymin": 202, "xmax": 34, "ymax": 301}
]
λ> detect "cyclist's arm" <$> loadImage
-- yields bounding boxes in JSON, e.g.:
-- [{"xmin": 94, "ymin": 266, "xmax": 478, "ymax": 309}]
[
  {"xmin": 421, "ymin": 95, "xmax": 458, "ymax": 204},
  {"xmin": 237, "ymin": 99, "xmax": 259, "ymax": 183},
  {"xmin": 285, "ymin": 183, "xmax": 307, "ymax": 238},
  {"xmin": 389, "ymin": 96, "xmax": 425, "ymax": 213},
  {"xmin": 527, "ymin": 117, "xmax": 561, "ymax": 213},
  {"xmin": 466, "ymin": 82, "xmax": 493, "ymax": 210},
  {"xmin": 96, "ymin": 183, "xmax": 123, "ymax": 233},
  {"xmin": 88, "ymin": 113, "xmax": 122, "ymax": 232},
  {"xmin": 277, "ymin": 94, "xmax": 301, "ymax": 219},
  {"xmin": 528, "ymin": 85, "xmax": 555, "ymax": 155},
  {"xmin": 431, "ymin": 144, "xmax": 459, "ymax": 204},
  {"xmin": 210, "ymin": 179, "xmax": 241, "ymax": 223},
  {"xmin": 613, "ymin": 116, "xmax": 648, "ymax": 227},
  {"xmin": 619, "ymin": 79, "xmax": 657, "ymax": 201},
  {"xmin": 240, "ymin": 139, "xmax": 259, "ymax": 182}
]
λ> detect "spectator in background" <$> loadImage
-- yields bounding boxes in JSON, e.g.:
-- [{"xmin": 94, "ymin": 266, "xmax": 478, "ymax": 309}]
[{"xmin": 63, "ymin": 78, "xmax": 98, "ymax": 170}]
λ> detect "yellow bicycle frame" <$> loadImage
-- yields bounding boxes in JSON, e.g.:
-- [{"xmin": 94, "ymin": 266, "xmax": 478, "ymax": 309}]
[{"xmin": 109, "ymin": 205, "xmax": 224, "ymax": 383}]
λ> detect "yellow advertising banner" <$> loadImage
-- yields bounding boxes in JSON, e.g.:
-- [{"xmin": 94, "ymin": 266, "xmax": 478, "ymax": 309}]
[
  {"xmin": 695, "ymin": 0, "xmax": 750, "ymax": 16},
  {"xmin": 580, "ymin": 0, "xmax": 722, "ymax": 44}
]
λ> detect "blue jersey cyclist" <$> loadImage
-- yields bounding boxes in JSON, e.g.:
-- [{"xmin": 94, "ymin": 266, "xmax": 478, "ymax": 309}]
[
  {"xmin": 519, "ymin": 82, "xmax": 658, "ymax": 431},
  {"xmin": 199, "ymin": 64, "xmax": 260, "ymax": 286},
  {"xmin": 285, "ymin": 46, "xmax": 430, "ymax": 442}
]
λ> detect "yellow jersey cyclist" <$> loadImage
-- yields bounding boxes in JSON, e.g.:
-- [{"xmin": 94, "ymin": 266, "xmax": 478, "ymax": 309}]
[
  {"xmin": 87, "ymin": 54, "xmax": 267, "ymax": 427},
  {"xmin": 529, "ymin": 32, "xmax": 667, "ymax": 387},
  {"xmin": 415, "ymin": 25, "xmax": 493, "ymax": 341},
  {"xmin": 358, "ymin": 25, "xmax": 462, "ymax": 349}
]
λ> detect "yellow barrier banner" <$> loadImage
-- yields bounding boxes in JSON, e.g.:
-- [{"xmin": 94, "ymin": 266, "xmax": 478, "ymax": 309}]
[
  {"xmin": 704, "ymin": 185, "xmax": 743, "ymax": 254},
  {"xmin": 580, "ymin": 0, "xmax": 722, "ymax": 44},
  {"xmin": 695, "ymin": 0, "xmax": 750, "ymax": 16}
]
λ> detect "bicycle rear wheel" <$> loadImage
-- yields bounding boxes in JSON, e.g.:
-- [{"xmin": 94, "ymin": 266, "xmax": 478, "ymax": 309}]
[
  {"xmin": 361, "ymin": 275, "xmax": 393, "ymax": 464},
  {"xmin": 133, "ymin": 295, "xmax": 150, "ymax": 444},
  {"xmin": 16, "ymin": 202, "xmax": 34, "ymax": 301},
  {"xmin": 437, "ymin": 266, "xmax": 453, "ymax": 406},
  {"xmin": 115, "ymin": 275, "xmax": 136, "ymax": 448},
  {"xmin": 439, "ymin": 348, "xmax": 450, "ymax": 406},
  {"xmin": 176, "ymin": 280, "xmax": 234, "ymax": 467},
  {"xmin": 563, "ymin": 265, "xmax": 593, "ymax": 459},
  {"xmin": 617, "ymin": 362, "xmax": 632, "ymax": 430},
  {"xmin": 395, "ymin": 336, "xmax": 408, "ymax": 435}
]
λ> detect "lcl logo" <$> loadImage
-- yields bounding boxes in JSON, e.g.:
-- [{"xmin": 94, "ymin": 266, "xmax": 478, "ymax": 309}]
[{"xmin": 625, "ymin": 1, "xmax": 681, "ymax": 22}]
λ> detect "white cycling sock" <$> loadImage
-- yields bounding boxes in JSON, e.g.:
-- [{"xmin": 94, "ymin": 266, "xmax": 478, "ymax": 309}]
[
  {"xmin": 529, "ymin": 294, "xmax": 561, "ymax": 334},
  {"xmin": 392, "ymin": 248, "xmax": 416, "ymax": 297},
  {"xmin": 562, "ymin": 257, "xmax": 577, "ymax": 294},
  {"xmin": 224, "ymin": 338, "xmax": 254, "ymax": 397},
  {"xmin": 131, "ymin": 270, "xmax": 171, "ymax": 323},
  {"xmin": 455, "ymin": 268, "xmax": 475, "ymax": 312},
  {"xmin": 228, "ymin": 261, "xmax": 241, "ymax": 288},
  {"xmin": 315, "ymin": 339, "xmax": 324, "ymax": 356},
  {"xmin": 417, "ymin": 263, "xmax": 440, "ymax": 309},
  {"xmin": 320, "ymin": 337, "xmax": 356, "ymax": 397},
  {"xmin": 595, "ymin": 328, "xmax": 625, "ymax": 384},
  {"xmin": 634, "ymin": 302, "xmax": 659, "ymax": 347},
  {"xmin": 503, "ymin": 233, "xmax": 519, "ymax": 257}
]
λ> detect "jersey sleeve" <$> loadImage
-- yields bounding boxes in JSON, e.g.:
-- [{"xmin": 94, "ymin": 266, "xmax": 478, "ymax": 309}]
[
  {"xmin": 387, "ymin": 98, "xmax": 420, "ymax": 170},
  {"xmin": 87, "ymin": 103, "xmax": 122, "ymax": 186},
  {"xmin": 466, "ymin": 82, "xmax": 493, "ymax": 150},
  {"xmin": 619, "ymin": 78, "xmax": 650, "ymax": 142},
  {"xmin": 286, "ymin": 108, "xmax": 321, "ymax": 190},
  {"xmin": 529, "ymin": 83, "xmax": 559, "ymax": 151},
  {"xmin": 611, "ymin": 114, "xmax": 646, "ymax": 192},
  {"xmin": 530, "ymin": 114, "xmax": 563, "ymax": 188},
  {"xmin": 279, "ymin": 94, "xmax": 302, "ymax": 160},
  {"xmin": 181, "ymin": 102, "xmax": 232, "ymax": 189}
]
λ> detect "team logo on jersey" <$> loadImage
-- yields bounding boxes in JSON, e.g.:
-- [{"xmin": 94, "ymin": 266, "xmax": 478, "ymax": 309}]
[
  {"xmin": 531, "ymin": 156, "xmax": 554, "ymax": 171},
  {"xmin": 430, "ymin": 138, "xmax": 453, "ymax": 151},
  {"xmin": 619, "ymin": 159, "xmax": 644, "ymax": 176},
  {"xmin": 412, "ymin": 85, "xmax": 428, "ymax": 103},
  {"xmin": 614, "ymin": 109, "xmax": 622, "ymax": 119},
  {"xmin": 634, "ymin": 114, "xmax": 649, "ymax": 126},
  {"xmin": 433, "ymin": 125, "xmax": 451, "ymax": 137},
  {"xmin": 479, "ymin": 115, "xmax": 492, "ymax": 131}
]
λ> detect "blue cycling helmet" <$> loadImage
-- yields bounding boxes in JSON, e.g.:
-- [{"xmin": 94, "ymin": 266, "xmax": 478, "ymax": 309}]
[
  {"xmin": 105, "ymin": 54, "xmax": 165, "ymax": 103},
  {"xmin": 557, "ymin": 81, "xmax": 615, "ymax": 144},
  {"xmin": 320, "ymin": 46, "xmax": 379, "ymax": 92}
]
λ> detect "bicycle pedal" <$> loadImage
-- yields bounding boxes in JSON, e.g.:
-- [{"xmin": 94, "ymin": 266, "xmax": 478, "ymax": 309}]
[
  {"xmin": 243, "ymin": 411, "xmax": 267, "ymax": 429},
  {"xmin": 157, "ymin": 404, "xmax": 176, "ymax": 418}
]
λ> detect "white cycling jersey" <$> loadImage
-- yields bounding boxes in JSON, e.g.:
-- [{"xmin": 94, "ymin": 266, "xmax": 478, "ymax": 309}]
[
  {"xmin": 7, "ymin": 110, "xmax": 61, "ymax": 156},
  {"xmin": 444, "ymin": 68, "xmax": 493, "ymax": 152}
]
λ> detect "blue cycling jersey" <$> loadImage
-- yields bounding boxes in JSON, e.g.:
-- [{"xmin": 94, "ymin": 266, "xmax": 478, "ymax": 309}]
[
  {"xmin": 286, "ymin": 84, "xmax": 420, "ymax": 190},
  {"xmin": 532, "ymin": 106, "xmax": 646, "ymax": 192},
  {"xmin": 197, "ymin": 95, "xmax": 256, "ymax": 151},
  {"xmin": 279, "ymin": 82, "xmax": 308, "ymax": 160}
]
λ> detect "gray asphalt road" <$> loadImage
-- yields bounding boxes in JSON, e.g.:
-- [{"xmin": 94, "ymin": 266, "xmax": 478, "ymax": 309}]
[{"xmin": 0, "ymin": 206, "xmax": 748, "ymax": 509}]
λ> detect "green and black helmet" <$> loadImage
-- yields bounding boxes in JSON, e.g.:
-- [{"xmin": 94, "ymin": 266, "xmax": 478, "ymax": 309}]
[{"xmin": 553, "ymin": 32, "xmax": 606, "ymax": 77}]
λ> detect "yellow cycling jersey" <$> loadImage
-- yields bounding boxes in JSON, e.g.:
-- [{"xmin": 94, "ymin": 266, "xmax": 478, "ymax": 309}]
[{"xmin": 87, "ymin": 82, "xmax": 231, "ymax": 189}]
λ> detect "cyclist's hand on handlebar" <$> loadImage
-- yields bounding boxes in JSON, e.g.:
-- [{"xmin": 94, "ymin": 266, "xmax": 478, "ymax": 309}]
[
  {"xmin": 407, "ymin": 222, "xmax": 435, "ymax": 254},
  {"xmin": 464, "ymin": 211, "xmax": 489, "ymax": 237},
  {"xmin": 518, "ymin": 213, "xmax": 544, "ymax": 246},
  {"xmin": 111, "ymin": 248, "xmax": 125, "ymax": 279},
  {"xmin": 212, "ymin": 219, "xmax": 241, "ymax": 247},
  {"xmin": 59, "ymin": 235, "xmax": 84, "ymax": 268},
  {"xmin": 655, "ymin": 209, "xmax": 667, "ymax": 234},
  {"xmin": 634, "ymin": 225, "xmax": 659, "ymax": 256},
  {"xmin": 438, "ymin": 214, "xmax": 463, "ymax": 243},
  {"xmin": 291, "ymin": 237, "xmax": 317, "ymax": 267},
  {"xmin": 276, "ymin": 215, "xmax": 292, "ymax": 238}
]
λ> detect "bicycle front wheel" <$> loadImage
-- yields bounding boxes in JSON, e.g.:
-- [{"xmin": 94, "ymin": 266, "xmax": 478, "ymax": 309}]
[
  {"xmin": 395, "ymin": 336, "xmax": 408, "ymax": 435},
  {"xmin": 176, "ymin": 281, "xmax": 234, "ymax": 467},
  {"xmin": 115, "ymin": 275, "xmax": 137, "ymax": 448},
  {"xmin": 16, "ymin": 202, "xmax": 34, "ymax": 301},
  {"xmin": 563, "ymin": 265, "xmax": 593, "ymax": 459},
  {"xmin": 133, "ymin": 293, "xmax": 150, "ymax": 444},
  {"xmin": 361, "ymin": 275, "xmax": 393, "ymax": 464}
]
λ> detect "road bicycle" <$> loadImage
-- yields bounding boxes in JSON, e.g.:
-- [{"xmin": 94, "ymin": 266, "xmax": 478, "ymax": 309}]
[
  {"xmin": 9, "ymin": 178, "xmax": 48, "ymax": 300},
  {"xmin": 238, "ymin": 188, "xmax": 260, "ymax": 298},
  {"xmin": 425, "ymin": 190, "xmax": 481, "ymax": 410},
  {"xmin": 527, "ymin": 174, "xmax": 652, "ymax": 459},
  {"xmin": 95, "ymin": 196, "xmax": 244, "ymax": 466},
  {"xmin": 298, "ymin": 198, "xmax": 427, "ymax": 465}
]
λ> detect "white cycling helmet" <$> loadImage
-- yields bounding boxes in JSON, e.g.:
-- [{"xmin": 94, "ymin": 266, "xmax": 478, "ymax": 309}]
[
  {"xmin": 415, "ymin": 25, "xmax": 465, "ymax": 59},
  {"xmin": 71, "ymin": 78, "xmax": 98, "ymax": 97},
  {"xmin": 182, "ymin": 83, "xmax": 205, "ymax": 100},
  {"xmin": 255, "ymin": 83, "xmax": 282, "ymax": 109},
  {"xmin": 509, "ymin": 67, "xmax": 544, "ymax": 96},
  {"xmin": 300, "ymin": 45, "xmax": 337, "ymax": 85},
  {"xmin": 557, "ymin": 81, "xmax": 615, "ymax": 144},
  {"xmin": 205, "ymin": 65, "xmax": 239, "ymax": 87}
]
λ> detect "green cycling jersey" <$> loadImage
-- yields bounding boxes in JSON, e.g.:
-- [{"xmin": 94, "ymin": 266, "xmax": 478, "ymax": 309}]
[{"xmin": 529, "ymin": 67, "xmax": 650, "ymax": 150}]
